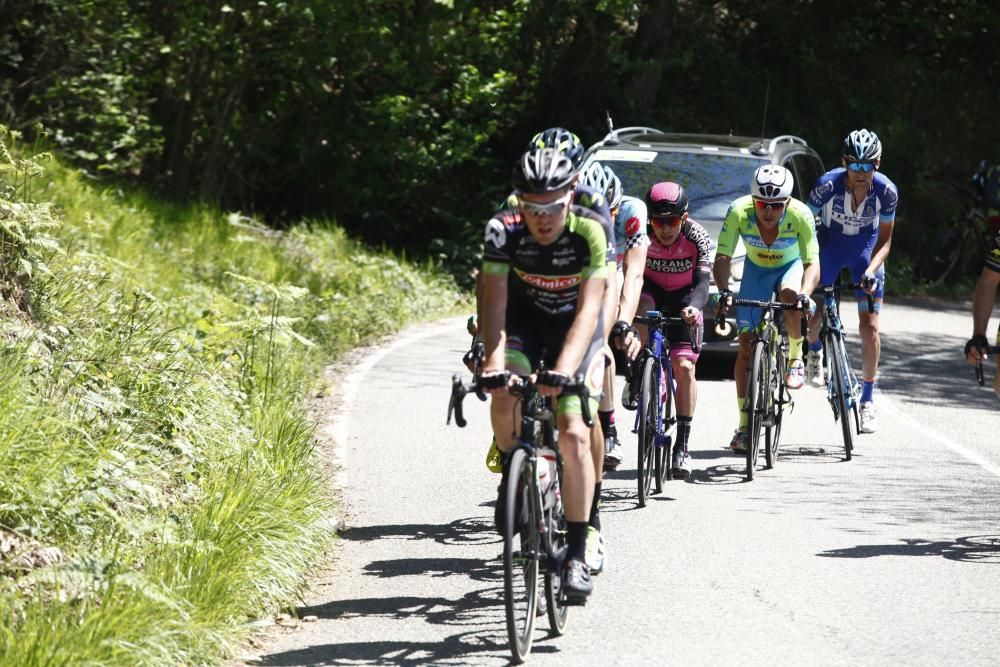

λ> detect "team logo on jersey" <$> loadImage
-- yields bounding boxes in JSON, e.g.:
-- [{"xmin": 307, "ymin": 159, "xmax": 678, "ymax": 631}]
[
  {"xmin": 625, "ymin": 216, "xmax": 641, "ymax": 236},
  {"xmin": 515, "ymin": 269, "xmax": 580, "ymax": 291},
  {"xmin": 485, "ymin": 218, "xmax": 506, "ymax": 248},
  {"xmin": 646, "ymin": 257, "xmax": 693, "ymax": 273}
]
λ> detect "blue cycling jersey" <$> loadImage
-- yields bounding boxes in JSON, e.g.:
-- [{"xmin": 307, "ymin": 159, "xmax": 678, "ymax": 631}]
[
  {"xmin": 807, "ymin": 169, "xmax": 898, "ymax": 249},
  {"xmin": 612, "ymin": 195, "xmax": 650, "ymax": 266}
]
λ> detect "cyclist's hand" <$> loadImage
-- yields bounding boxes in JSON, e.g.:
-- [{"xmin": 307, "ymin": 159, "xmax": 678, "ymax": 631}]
[
  {"xmin": 861, "ymin": 271, "xmax": 880, "ymax": 295},
  {"xmin": 535, "ymin": 369, "xmax": 571, "ymax": 397},
  {"xmin": 611, "ymin": 319, "xmax": 641, "ymax": 360},
  {"xmin": 716, "ymin": 289, "xmax": 734, "ymax": 315},
  {"xmin": 466, "ymin": 315, "xmax": 479, "ymax": 338},
  {"xmin": 680, "ymin": 305, "xmax": 703, "ymax": 327},
  {"xmin": 796, "ymin": 293, "xmax": 816, "ymax": 315},
  {"xmin": 965, "ymin": 334, "xmax": 990, "ymax": 365},
  {"xmin": 480, "ymin": 369, "xmax": 511, "ymax": 395}
]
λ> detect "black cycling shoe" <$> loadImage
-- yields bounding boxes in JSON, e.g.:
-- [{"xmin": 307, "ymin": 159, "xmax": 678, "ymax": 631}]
[
  {"xmin": 493, "ymin": 482, "xmax": 505, "ymax": 535},
  {"xmin": 671, "ymin": 448, "xmax": 692, "ymax": 480},
  {"xmin": 561, "ymin": 558, "xmax": 593, "ymax": 605}
]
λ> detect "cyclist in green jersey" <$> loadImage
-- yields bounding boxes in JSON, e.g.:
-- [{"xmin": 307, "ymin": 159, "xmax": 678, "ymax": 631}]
[{"xmin": 714, "ymin": 165, "xmax": 819, "ymax": 452}]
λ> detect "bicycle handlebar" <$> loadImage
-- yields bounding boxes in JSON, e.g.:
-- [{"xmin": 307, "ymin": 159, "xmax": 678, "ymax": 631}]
[
  {"xmin": 634, "ymin": 310, "xmax": 701, "ymax": 353},
  {"xmin": 714, "ymin": 296, "xmax": 809, "ymax": 338},
  {"xmin": 447, "ymin": 373, "xmax": 594, "ymax": 429},
  {"xmin": 972, "ymin": 345, "xmax": 1000, "ymax": 387},
  {"xmin": 818, "ymin": 283, "xmax": 875, "ymax": 314}
]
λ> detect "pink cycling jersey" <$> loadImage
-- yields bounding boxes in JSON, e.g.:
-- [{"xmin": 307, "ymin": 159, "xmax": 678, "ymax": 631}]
[{"xmin": 643, "ymin": 219, "xmax": 713, "ymax": 292}]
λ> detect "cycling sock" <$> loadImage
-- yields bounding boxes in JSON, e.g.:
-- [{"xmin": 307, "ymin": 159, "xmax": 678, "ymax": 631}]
[
  {"xmin": 788, "ymin": 335, "xmax": 804, "ymax": 363},
  {"xmin": 861, "ymin": 378, "xmax": 876, "ymax": 403},
  {"xmin": 588, "ymin": 482, "xmax": 602, "ymax": 530},
  {"xmin": 598, "ymin": 410, "xmax": 613, "ymax": 438},
  {"xmin": 676, "ymin": 415, "xmax": 692, "ymax": 452},
  {"xmin": 809, "ymin": 339, "xmax": 823, "ymax": 353},
  {"xmin": 568, "ymin": 521, "xmax": 588, "ymax": 562},
  {"xmin": 738, "ymin": 398, "xmax": 748, "ymax": 429}
]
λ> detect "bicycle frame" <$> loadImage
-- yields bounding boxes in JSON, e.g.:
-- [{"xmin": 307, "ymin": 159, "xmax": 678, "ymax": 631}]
[{"xmin": 631, "ymin": 315, "xmax": 679, "ymax": 449}]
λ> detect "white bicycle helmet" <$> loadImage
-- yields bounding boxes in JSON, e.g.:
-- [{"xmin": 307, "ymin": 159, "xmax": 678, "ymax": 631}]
[
  {"xmin": 583, "ymin": 161, "xmax": 623, "ymax": 209},
  {"xmin": 750, "ymin": 164, "xmax": 794, "ymax": 201}
]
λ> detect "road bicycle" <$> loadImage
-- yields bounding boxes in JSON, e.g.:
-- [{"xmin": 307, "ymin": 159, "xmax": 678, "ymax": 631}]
[
  {"xmin": 448, "ymin": 372, "xmax": 592, "ymax": 664},
  {"xmin": 969, "ymin": 343, "xmax": 1000, "ymax": 387},
  {"xmin": 717, "ymin": 296, "xmax": 807, "ymax": 481},
  {"xmin": 915, "ymin": 182, "xmax": 991, "ymax": 288},
  {"xmin": 628, "ymin": 311, "xmax": 696, "ymax": 507},
  {"xmin": 815, "ymin": 282, "xmax": 874, "ymax": 460}
]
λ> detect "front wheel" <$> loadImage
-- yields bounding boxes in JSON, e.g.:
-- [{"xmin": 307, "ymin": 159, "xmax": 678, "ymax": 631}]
[
  {"xmin": 744, "ymin": 343, "xmax": 767, "ymax": 481},
  {"xmin": 503, "ymin": 448, "xmax": 538, "ymax": 662},
  {"xmin": 828, "ymin": 335, "xmax": 854, "ymax": 460},
  {"xmin": 543, "ymin": 494, "xmax": 569, "ymax": 636},
  {"xmin": 655, "ymin": 362, "xmax": 675, "ymax": 492},
  {"xmin": 637, "ymin": 356, "xmax": 658, "ymax": 506},
  {"xmin": 765, "ymin": 344, "xmax": 785, "ymax": 469}
]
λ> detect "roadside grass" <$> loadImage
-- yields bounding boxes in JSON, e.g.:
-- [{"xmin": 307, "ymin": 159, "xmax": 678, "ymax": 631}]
[{"xmin": 0, "ymin": 130, "xmax": 464, "ymax": 665}]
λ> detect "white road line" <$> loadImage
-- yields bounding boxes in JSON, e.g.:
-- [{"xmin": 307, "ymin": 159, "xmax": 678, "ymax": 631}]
[{"xmin": 879, "ymin": 393, "xmax": 1000, "ymax": 478}]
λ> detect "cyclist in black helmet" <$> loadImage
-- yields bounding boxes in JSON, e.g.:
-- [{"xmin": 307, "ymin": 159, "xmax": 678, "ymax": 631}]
[
  {"xmin": 965, "ymin": 160, "xmax": 1000, "ymax": 397},
  {"xmin": 480, "ymin": 146, "xmax": 615, "ymax": 601}
]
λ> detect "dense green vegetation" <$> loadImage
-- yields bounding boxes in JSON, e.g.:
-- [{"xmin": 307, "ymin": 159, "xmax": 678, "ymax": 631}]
[
  {"xmin": 2, "ymin": 1, "xmax": 998, "ymax": 282},
  {"xmin": 0, "ymin": 128, "xmax": 461, "ymax": 664}
]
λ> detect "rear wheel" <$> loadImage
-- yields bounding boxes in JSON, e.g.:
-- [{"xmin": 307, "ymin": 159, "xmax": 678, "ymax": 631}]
[
  {"xmin": 745, "ymin": 343, "xmax": 767, "ymax": 481},
  {"xmin": 543, "ymin": 487, "xmax": 569, "ymax": 636},
  {"xmin": 503, "ymin": 448, "xmax": 538, "ymax": 663},
  {"xmin": 829, "ymin": 337, "xmax": 854, "ymax": 460},
  {"xmin": 637, "ymin": 356, "xmax": 658, "ymax": 506},
  {"xmin": 765, "ymin": 344, "xmax": 785, "ymax": 469}
]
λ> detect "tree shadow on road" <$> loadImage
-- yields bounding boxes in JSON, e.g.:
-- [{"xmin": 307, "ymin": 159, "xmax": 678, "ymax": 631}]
[
  {"xmin": 818, "ymin": 535, "xmax": 1000, "ymax": 563},
  {"xmin": 338, "ymin": 517, "xmax": 499, "ymax": 548}
]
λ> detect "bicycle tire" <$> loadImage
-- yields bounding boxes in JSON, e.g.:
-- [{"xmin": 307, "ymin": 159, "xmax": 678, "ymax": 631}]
[
  {"xmin": 655, "ymin": 361, "xmax": 675, "ymax": 491},
  {"xmin": 543, "ymin": 486, "xmax": 569, "ymax": 636},
  {"xmin": 828, "ymin": 335, "xmax": 854, "ymax": 460},
  {"xmin": 503, "ymin": 448, "xmax": 538, "ymax": 663},
  {"xmin": 765, "ymin": 344, "xmax": 785, "ymax": 469},
  {"xmin": 745, "ymin": 342, "xmax": 767, "ymax": 481},
  {"xmin": 637, "ymin": 356, "xmax": 657, "ymax": 506}
]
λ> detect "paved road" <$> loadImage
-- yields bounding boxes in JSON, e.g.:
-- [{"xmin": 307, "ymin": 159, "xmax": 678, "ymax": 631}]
[{"xmin": 249, "ymin": 297, "xmax": 1000, "ymax": 666}]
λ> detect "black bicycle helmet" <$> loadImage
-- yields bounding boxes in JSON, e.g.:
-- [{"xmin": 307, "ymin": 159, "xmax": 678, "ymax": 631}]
[
  {"xmin": 646, "ymin": 181, "xmax": 688, "ymax": 217},
  {"xmin": 842, "ymin": 129, "xmax": 882, "ymax": 162},
  {"xmin": 527, "ymin": 127, "xmax": 586, "ymax": 170},
  {"xmin": 512, "ymin": 147, "xmax": 577, "ymax": 194}
]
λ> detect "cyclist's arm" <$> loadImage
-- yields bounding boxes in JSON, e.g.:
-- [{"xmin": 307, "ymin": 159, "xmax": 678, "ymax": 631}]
[
  {"xmin": 555, "ymin": 275, "xmax": 605, "ymax": 375},
  {"xmin": 481, "ymin": 271, "xmax": 507, "ymax": 373},
  {"xmin": 713, "ymin": 254, "xmax": 733, "ymax": 292},
  {"xmin": 972, "ymin": 267, "xmax": 1000, "ymax": 337},
  {"xmin": 801, "ymin": 261, "xmax": 820, "ymax": 295},
  {"xmin": 617, "ymin": 243, "xmax": 647, "ymax": 323},
  {"xmin": 866, "ymin": 220, "xmax": 894, "ymax": 276}
]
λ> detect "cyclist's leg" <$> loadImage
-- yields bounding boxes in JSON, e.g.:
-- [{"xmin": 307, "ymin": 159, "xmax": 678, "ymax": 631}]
[
  {"xmin": 731, "ymin": 262, "xmax": 776, "ymax": 448},
  {"xmin": 851, "ymin": 253, "xmax": 884, "ymax": 395},
  {"xmin": 667, "ymin": 317, "xmax": 700, "ymax": 476},
  {"xmin": 776, "ymin": 259, "xmax": 805, "ymax": 364},
  {"xmin": 598, "ymin": 265, "xmax": 620, "ymax": 469}
]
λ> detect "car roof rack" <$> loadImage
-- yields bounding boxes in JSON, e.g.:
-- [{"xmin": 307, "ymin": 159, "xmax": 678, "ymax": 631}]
[
  {"xmin": 600, "ymin": 126, "xmax": 665, "ymax": 145},
  {"xmin": 768, "ymin": 135, "xmax": 809, "ymax": 151}
]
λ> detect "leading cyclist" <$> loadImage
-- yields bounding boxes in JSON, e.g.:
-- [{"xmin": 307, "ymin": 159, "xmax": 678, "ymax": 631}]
[
  {"xmin": 481, "ymin": 146, "xmax": 615, "ymax": 601},
  {"xmin": 714, "ymin": 165, "xmax": 819, "ymax": 453},
  {"xmin": 965, "ymin": 159, "xmax": 1000, "ymax": 398}
]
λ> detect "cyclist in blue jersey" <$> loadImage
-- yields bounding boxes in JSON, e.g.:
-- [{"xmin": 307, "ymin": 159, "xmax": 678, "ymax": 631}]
[
  {"xmin": 804, "ymin": 129, "xmax": 898, "ymax": 433},
  {"xmin": 581, "ymin": 161, "xmax": 650, "ymax": 471},
  {"xmin": 481, "ymin": 147, "xmax": 615, "ymax": 600},
  {"xmin": 965, "ymin": 160, "xmax": 1000, "ymax": 398}
]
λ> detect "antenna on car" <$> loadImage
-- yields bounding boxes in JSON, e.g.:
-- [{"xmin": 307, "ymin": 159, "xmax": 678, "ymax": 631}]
[
  {"xmin": 753, "ymin": 80, "xmax": 770, "ymax": 154},
  {"xmin": 606, "ymin": 110, "xmax": 614, "ymax": 134}
]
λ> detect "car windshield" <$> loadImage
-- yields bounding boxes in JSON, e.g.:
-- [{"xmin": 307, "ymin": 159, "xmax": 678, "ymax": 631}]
[{"xmin": 593, "ymin": 149, "xmax": 765, "ymax": 223}]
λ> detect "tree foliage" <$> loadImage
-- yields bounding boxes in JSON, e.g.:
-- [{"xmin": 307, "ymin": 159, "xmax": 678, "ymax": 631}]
[{"xmin": 2, "ymin": 0, "xmax": 998, "ymax": 276}]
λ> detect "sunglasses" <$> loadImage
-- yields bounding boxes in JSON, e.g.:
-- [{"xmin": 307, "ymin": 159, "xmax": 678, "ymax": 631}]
[
  {"xmin": 650, "ymin": 215, "xmax": 683, "ymax": 227},
  {"xmin": 753, "ymin": 198, "xmax": 787, "ymax": 211},
  {"xmin": 517, "ymin": 192, "xmax": 572, "ymax": 216},
  {"xmin": 846, "ymin": 161, "xmax": 876, "ymax": 173}
]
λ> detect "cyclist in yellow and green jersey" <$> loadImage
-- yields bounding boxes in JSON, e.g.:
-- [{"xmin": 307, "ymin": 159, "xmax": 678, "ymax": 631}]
[{"xmin": 713, "ymin": 165, "xmax": 819, "ymax": 452}]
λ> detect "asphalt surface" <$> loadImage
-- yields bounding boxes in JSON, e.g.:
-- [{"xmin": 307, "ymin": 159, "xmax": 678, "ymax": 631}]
[{"xmin": 247, "ymin": 297, "xmax": 1000, "ymax": 666}]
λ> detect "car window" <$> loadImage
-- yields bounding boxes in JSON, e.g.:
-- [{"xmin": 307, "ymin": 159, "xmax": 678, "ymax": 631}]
[
  {"xmin": 592, "ymin": 149, "xmax": 765, "ymax": 222},
  {"xmin": 786, "ymin": 153, "xmax": 824, "ymax": 201}
]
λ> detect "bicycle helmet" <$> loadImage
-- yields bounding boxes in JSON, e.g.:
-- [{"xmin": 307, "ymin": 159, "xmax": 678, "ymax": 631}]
[
  {"xmin": 842, "ymin": 129, "xmax": 882, "ymax": 162},
  {"xmin": 528, "ymin": 127, "xmax": 586, "ymax": 169},
  {"xmin": 512, "ymin": 147, "xmax": 577, "ymax": 194},
  {"xmin": 750, "ymin": 164, "xmax": 794, "ymax": 201},
  {"xmin": 646, "ymin": 181, "xmax": 688, "ymax": 217},
  {"xmin": 582, "ymin": 161, "xmax": 624, "ymax": 209}
]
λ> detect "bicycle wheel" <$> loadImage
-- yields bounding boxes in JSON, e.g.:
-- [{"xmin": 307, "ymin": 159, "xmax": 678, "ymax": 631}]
[
  {"xmin": 745, "ymin": 343, "xmax": 767, "ymax": 481},
  {"xmin": 637, "ymin": 356, "xmax": 658, "ymax": 506},
  {"xmin": 829, "ymin": 337, "xmax": 854, "ymax": 460},
  {"xmin": 543, "ymin": 483, "xmax": 569, "ymax": 636},
  {"xmin": 503, "ymin": 448, "xmax": 538, "ymax": 662},
  {"xmin": 765, "ymin": 344, "xmax": 785, "ymax": 469},
  {"xmin": 655, "ymin": 361, "xmax": 675, "ymax": 491}
]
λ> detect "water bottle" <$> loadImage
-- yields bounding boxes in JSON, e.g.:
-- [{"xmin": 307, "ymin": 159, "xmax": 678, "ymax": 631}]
[{"xmin": 537, "ymin": 447, "xmax": 559, "ymax": 509}]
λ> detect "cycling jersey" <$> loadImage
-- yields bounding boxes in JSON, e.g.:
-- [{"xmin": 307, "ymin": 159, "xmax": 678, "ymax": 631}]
[
  {"xmin": 482, "ymin": 206, "xmax": 615, "ymax": 320},
  {"xmin": 718, "ymin": 195, "xmax": 819, "ymax": 268},
  {"xmin": 613, "ymin": 195, "xmax": 651, "ymax": 266},
  {"xmin": 807, "ymin": 169, "xmax": 898, "ymax": 249},
  {"xmin": 643, "ymin": 219, "xmax": 712, "ymax": 299}
]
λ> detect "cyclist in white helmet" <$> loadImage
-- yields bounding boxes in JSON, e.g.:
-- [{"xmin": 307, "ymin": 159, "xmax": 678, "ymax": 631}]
[
  {"xmin": 581, "ymin": 161, "xmax": 650, "ymax": 471},
  {"xmin": 714, "ymin": 165, "xmax": 819, "ymax": 452}
]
